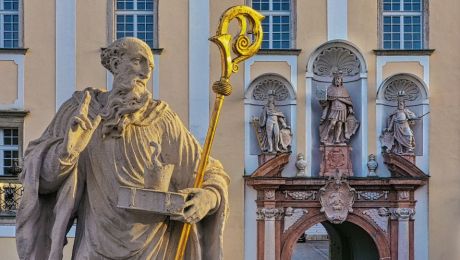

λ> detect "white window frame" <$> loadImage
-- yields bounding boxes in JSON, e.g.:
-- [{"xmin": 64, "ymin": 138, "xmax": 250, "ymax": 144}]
[
  {"xmin": 0, "ymin": 112, "xmax": 26, "ymax": 176},
  {"xmin": 249, "ymin": 0, "xmax": 295, "ymax": 49},
  {"xmin": 111, "ymin": 0, "xmax": 158, "ymax": 48},
  {"xmin": 0, "ymin": 128, "xmax": 19, "ymax": 175},
  {"xmin": 380, "ymin": 0, "xmax": 428, "ymax": 50},
  {"xmin": 0, "ymin": 0, "xmax": 22, "ymax": 48}
]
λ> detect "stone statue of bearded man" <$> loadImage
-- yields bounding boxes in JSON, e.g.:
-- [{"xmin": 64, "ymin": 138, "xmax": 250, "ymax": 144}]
[{"xmin": 16, "ymin": 37, "xmax": 229, "ymax": 260}]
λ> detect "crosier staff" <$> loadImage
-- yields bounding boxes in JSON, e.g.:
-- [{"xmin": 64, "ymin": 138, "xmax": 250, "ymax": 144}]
[{"xmin": 174, "ymin": 5, "xmax": 264, "ymax": 260}]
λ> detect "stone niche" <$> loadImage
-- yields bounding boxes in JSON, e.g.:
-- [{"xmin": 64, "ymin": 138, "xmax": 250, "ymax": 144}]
[
  {"xmin": 376, "ymin": 73, "xmax": 429, "ymax": 175},
  {"xmin": 244, "ymin": 73, "xmax": 296, "ymax": 174},
  {"xmin": 307, "ymin": 40, "xmax": 368, "ymax": 177}
]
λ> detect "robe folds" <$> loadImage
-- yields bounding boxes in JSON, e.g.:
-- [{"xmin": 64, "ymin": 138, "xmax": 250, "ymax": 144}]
[{"xmin": 16, "ymin": 88, "xmax": 229, "ymax": 260}]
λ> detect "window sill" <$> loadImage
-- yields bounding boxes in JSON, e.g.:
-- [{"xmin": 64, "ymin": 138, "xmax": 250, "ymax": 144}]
[
  {"xmin": 373, "ymin": 49, "xmax": 435, "ymax": 56},
  {"xmin": 257, "ymin": 49, "xmax": 302, "ymax": 56},
  {"xmin": 0, "ymin": 110, "xmax": 29, "ymax": 118},
  {"xmin": 0, "ymin": 48, "xmax": 28, "ymax": 55}
]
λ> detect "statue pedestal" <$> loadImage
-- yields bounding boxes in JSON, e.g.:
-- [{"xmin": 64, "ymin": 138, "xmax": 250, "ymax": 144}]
[
  {"xmin": 319, "ymin": 144, "xmax": 353, "ymax": 177},
  {"xmin": 400, "ymin": 154, "xmax": 416, "ymax": 164},
  {"xmin": 258, "ymin": 153, "xmax": 277, "ymax": 166}
]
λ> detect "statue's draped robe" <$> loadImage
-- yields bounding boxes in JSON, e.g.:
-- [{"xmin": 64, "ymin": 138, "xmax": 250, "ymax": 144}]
[
  {"xmin": 388, "ymin": 108, "xmax": 416, "ymax": 154},
  {"xmin": 319, "ymin": 84, "xmax": 357, "ymax": 143},
  {"xmin": 258, "ymin": 104, "xmax": 291, "ymax": 152},
  {"xmin": 16, "ymin": 89, "xmax": 229, "ymax": 260}
]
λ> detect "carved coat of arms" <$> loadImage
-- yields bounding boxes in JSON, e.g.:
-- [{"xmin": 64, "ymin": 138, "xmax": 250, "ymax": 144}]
[{"xmin": 319, "ymin": 176, "xmax": 356, "ymax": 224}]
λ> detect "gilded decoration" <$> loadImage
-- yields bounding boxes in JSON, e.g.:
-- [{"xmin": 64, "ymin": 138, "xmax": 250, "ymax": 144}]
[
  {"xmin": 313, "ymin": 47, "xmax": 361, "ymax": 77},
  {"xmin": 319, "ymin": 176, "xmax": 356, "ymax": 224}
]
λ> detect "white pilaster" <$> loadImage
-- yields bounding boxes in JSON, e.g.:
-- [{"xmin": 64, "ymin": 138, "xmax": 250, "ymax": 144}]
[
  {"xmin": 327, "ymin": 0, "xmax": 348, "ymax": 40},
  {"xmin": 56, "ymin": 0, "xmax": 76, "ymax": 110},
  {"xmin": 188, "ymin": 0, "xmax": 210, "ymax": 144}
]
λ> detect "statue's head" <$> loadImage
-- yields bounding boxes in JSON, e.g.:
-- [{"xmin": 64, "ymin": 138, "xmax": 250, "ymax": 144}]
[
  {"xmin": 397, "ymin": 90, "xmax": 407, "ymax": 110},
  {"xmin": 100, "ymin": 37, "xmax": 154, "ymax": 137},
  {"xmin": 101, "ymin": 37, "xmax": 154, "ymax": 88},
  {"xmin": 267, "ymin": 90, "xmax": 276, "ymax": 104},
  {"xmin": 332, "ymin": 71, "xmax": 344, "ymax": 86}
]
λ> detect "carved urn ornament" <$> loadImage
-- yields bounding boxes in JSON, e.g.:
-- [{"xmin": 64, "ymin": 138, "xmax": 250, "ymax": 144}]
[
  {"xmin": 319, "ymin": 174, "xmax": 356, "ymax": 224},
  {"xmin": 367, "ymin": 154, "xmax": 378, "ymax": 177},
  {"xmin": 295, "ymin": 153, "xmax": 308, "ymax": 177}
]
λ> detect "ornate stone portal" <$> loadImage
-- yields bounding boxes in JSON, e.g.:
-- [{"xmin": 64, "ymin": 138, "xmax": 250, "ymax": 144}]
[{"xmin": 245, "ymin": 150, "xmax": 428, "ymax": 260}]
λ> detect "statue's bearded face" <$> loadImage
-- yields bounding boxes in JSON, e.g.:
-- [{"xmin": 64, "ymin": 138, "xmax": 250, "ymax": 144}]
[{"xmin": 101, "ymin": 42, "xmax": 155, "ymax": 137}]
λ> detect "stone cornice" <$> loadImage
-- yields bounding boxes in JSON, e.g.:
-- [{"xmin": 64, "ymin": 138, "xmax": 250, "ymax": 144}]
[{"xmin": 373, "ymin": 49, "xmax": 435, "ymax": 56}]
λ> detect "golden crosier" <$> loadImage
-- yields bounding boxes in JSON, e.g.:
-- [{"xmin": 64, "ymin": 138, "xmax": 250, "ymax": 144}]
[
  {"xmin": 175, "ymin": 5, "xmax": 264, "ymax": 260},
  {"xmin": 210, "ymin": 5, "xmax": 264, "ymax": 84}
]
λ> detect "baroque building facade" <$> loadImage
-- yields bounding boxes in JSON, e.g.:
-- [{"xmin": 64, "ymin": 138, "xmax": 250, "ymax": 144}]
[{"xmin": 0, "ymin": 0, "xmax": 458, "ymax": 259}]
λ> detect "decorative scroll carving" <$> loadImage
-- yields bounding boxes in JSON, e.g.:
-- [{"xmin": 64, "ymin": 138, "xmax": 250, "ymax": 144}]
[
  {"xmin": 384, "ymin": 79, "xmax": 421, "ymax": 102},
  {"xmin": 264, "ymin": 190, "xmax": 275, "ymax": 200},
  {"xmin": 252, "ymin": 77, "xmax": 290, "ymax": 102},
  {"xmin": 256, "ymin": 207, "xmax": 284, "ymax": 221},
  {"xmin": 390, "ymin": 208, "xmax": 416, "ymax": 221},
  {"xmin": 319, "ymin": 176, "xmax": 356, "ymax": 224},
  {"xmin": 313, "ymin": 47, "xmax": 361, "ymax": 77},
  {"xmin": 284, "ymin": 207, "xmax": 308, "ymax": 232},
  {"xmin": 356, "ymin": 191, "xmax": 389, "ymax": 201},
  {"xmin": 284, "ymin": 191, "xmax": 317, "ymax": 200},
  {"xmin": 362, "ymin": 209, "xmax": 389, "ymax": 233}
]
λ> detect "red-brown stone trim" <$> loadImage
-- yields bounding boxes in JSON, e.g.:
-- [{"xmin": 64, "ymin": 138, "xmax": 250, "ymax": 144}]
[
  {"xmin": 251, "ymin": 153, "xmax": 290, "ymax": 177},
  {"xmin": 383, "ymin": 152, "xmax": 428, "ymax": 179}
]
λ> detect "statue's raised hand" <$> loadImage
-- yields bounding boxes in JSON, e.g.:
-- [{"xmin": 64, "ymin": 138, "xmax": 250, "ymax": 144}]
[{"xmin": 61, "ymin": 91, "xmax": 101, "ymax": 162}]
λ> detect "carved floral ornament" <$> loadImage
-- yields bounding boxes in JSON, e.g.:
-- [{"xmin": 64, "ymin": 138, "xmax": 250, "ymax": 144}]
[
  {"xmin": 284, "ymin": 191, "xmax": 317, "ymax": 200},
  {"xmin": 319, "ymin": 177, "xmax": 356, "ymax": 224},
  {"xmin": 313, "ymin": 47, "xmax": 361, "ymax": 77},
  {"xmin": 284, "ymin": 207, "xmax": 309, "ymax": 232},
  {"xmin": 256, "ymin": 207, "xmax": 284, "ymax": 220},
  {"xmin": 383, "ymin": 78, "xmax": 421, "ymax": 102},
  {"xmin": 362, "ymin": 208, "xmax": 389, "ymax": 233},
  {"xmin": 252, "ymin": 76, "xmax": 291, "ymax": 102}
]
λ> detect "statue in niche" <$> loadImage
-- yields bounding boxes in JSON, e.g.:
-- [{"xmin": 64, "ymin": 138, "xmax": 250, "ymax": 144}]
[
  {"xmin": 254, "ymin": 90, "xmax": 292, "ymax": 154},
  {"xmin": 16, "ymin": 38, "xmax": 229, "ymax": 259},
  {"xmin": 319, "ymin": 71, "xmax": 359, "ymax": 145},
  {"xmin": 381, "ymin": 91, "xmax": 418, "ymax": 155}
]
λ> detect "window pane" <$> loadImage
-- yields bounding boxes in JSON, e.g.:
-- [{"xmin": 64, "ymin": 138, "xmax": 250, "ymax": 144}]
[
  {"xmin": 4, "ymin": 0, "xmax": 19, "ymax": 11},
  {"xmin": 117, "ymin": 0, "xmax": 134, "ymax": 10}
]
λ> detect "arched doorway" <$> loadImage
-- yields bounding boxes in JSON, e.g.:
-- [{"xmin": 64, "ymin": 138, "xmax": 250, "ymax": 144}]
[
  {"xmin": 281, "ymin": 211, "xmax": 390, "ymax": 260},
  {"xmin": 292, "ymin": 220, "xmax": 380, "ymax": 260}
]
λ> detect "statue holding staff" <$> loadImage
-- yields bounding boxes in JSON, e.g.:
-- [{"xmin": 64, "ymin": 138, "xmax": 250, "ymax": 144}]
[{"xmin": 16, "ymin": 37, "xmax": 229, "ymax": 260}]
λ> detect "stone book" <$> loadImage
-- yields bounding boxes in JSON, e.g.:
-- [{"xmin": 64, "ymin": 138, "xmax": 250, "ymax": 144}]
[{"xmin": 117, "ymin": 186, "xmax": 187, "ymax": 216}]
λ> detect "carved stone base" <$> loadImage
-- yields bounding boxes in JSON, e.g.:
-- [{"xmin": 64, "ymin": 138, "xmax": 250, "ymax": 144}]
[
  {"xmin": 400, "ymin": 154, "xmax": 415, "ymax": 164},
  {"xmin": 319, "ymin": 144, "xmax": 353, "ymax": 177},
  {"xmin": 258, "ymin": 153, "xmax": 277, "ymax": 166}
]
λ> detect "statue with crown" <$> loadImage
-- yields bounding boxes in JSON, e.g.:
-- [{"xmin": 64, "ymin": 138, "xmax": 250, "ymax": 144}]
[{"xmin": 318, "ymin": 70, "xmax": 359, "ymax": 177}]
